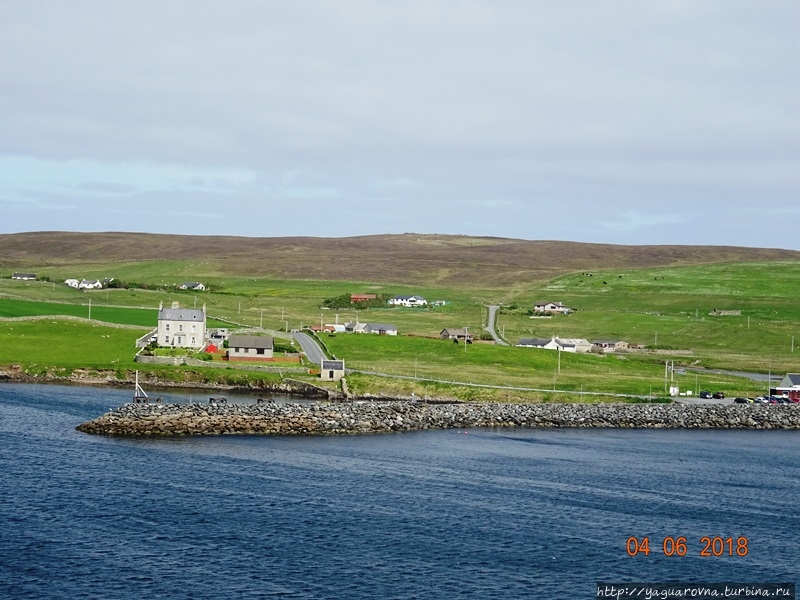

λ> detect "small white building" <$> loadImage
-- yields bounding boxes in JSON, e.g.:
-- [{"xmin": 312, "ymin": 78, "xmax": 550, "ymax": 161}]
[
  {"xmin": 533, "ymin": 301, "xmax": 571, "ymax": 314},
  {"xmin": 64, "ymin": 279, "xmax": 80, "ymax": 288},
  {"xmin": 156, "ymin": 301, "xmax": 207, "ymax": 349},
  {"xmin": 321, "ymin": 359, "xmax": 345, "ymax": 381},
  {"xmin": 12, "ymin": 272, "xmax": 37, "ymax": 280},
  {"xmin": 179, "ymin": 282, "xmax": 206, "ymax": 291}
]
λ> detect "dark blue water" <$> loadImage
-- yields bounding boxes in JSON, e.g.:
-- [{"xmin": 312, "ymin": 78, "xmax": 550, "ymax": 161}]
[{"xmin": 1, "ymin": 383, "xmax": 798, "ymax": 599}]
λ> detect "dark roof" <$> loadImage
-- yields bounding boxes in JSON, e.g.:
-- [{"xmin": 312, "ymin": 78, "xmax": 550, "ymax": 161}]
[
  {"xmin": 322, "ymin": 360, "xmax": 345, "ymax": 370},
  {"xmin": 779, "ymin": 373, "xmax": 800, "ymax": 387},
  {"xmin": 12, "ymin": 272, "xmax": 37, "ymax": 278},
  {"xmin": 158, "ymin": 307, "xmax": 205, "ymax": 322},
  {"xmin": 517, "ymin": 338, "xmax": 551, "ymax": 346},
  {"xmin": 366, "ymin": 323, "xmax": 397, "ymax": 331},
  {"xmin": 228, "ymin": 335, "xmax": 273, "ymax": 349}
]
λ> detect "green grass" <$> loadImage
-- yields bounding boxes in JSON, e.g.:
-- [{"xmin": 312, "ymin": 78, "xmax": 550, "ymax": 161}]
[
  {"xmin": 0, "ymin": 319, "xmax": 141, "ymax": 370},
  {"xmin": 322, "ymin": 333, "xmax": 758, "ymax": 399},
  {"xmin": 3, "ymin": 259, "xmax": 800, "ymax": 400}
]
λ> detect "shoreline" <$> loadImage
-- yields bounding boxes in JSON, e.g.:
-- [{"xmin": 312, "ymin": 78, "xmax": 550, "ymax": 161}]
[
  {"xmin": 76, "ymin": 401, "xmax": 800, "ymax": 435},
  {"xmin": 0, "ymin": 367, "xmax": 335, "ymax": 399}
]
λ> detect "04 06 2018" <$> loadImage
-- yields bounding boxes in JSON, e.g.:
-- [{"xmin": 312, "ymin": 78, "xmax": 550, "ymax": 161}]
[{"xmin": 626, "ymin": 536, "xmax": 749, "ymax": 557}]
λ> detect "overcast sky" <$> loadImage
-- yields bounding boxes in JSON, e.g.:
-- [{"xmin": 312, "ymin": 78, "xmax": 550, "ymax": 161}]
[{"xmin": 2, "ymin": 1, "xmax": 799, "ymax": 247}]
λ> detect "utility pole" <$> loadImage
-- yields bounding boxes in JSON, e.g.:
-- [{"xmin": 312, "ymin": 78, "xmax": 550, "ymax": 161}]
[
  {"xmin": 557, "ymin": 347, "xmax": 561, "ymax": 374},
  {"xmin": 260, "ymin": 310, "xmax": 264, "ymax": 329},
  {"xmin": 88, "ymin": 298, "xmax": 92, "ymax": 321},
  {"xmin": 464, "ymin": 326, "xmax": 468, "ymax": 355}
]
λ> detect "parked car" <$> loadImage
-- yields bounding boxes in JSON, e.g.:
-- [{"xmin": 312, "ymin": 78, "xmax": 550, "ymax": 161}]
[
  {"xmin": 699, "ymin": 390, "xmax": 712, "ymax": 399},
  {"xmin": 733, "ymin": 397, "xmax": 749, "ymax": 404},
  {"xmin": 712, "ymin": 391, "xmax": 725, "ymax": 399}
]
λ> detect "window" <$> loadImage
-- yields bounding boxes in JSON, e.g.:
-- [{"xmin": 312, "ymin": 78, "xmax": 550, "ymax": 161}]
[
  {"xmin": 165, "ymin": 324, "xmax": 170, "ymax": 332},
  {"xmin": 164, "ymin": 336, "xmax": 169, "ymax": 344},
  {"xmin": 179, "ymin": 324, "xmax": 183, "ymax": 332},
  {"xmin": 191, "ymin": 337, "xmax": 196, "ymax": 345},
  {"xmin": 191, "ymin": 325, "xmax": 196, "ymax": 333},
  {"xmin": 256, "ymin": 348, "xmax": 264, "ymax": 355}
]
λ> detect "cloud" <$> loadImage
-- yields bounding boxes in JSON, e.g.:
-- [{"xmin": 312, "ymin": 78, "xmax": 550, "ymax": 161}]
[{"xmin": 0, "ymin": 1, "xmax": 799, "ymax": 247}]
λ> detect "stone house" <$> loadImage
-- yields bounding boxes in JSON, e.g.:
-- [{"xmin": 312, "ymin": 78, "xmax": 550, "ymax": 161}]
[
  {"xmin": 591, "ymin": 339, "xmax": 630, "ymax": 353},
  {"xmin": 440, "ymin": 328, "xmax": 474, "ymax": 342}
]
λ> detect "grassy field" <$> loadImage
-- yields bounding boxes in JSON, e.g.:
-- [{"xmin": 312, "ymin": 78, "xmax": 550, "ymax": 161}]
[
  {"xmin": 320, "ymin": 332, "xmax": 763, "ymax": 400},
  {"xmin": 2, "ymin": 257, "xmax": 800, "ymax": 400}
]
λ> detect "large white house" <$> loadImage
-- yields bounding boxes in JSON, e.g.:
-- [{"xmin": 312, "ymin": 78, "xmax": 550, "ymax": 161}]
[
  {"xmin": 388, "ymin": 295, "xmax": 427, "ymax": 307},
  {"xmin": 156, "ymin": 301, "xmax": 207, "ymax": 349}
]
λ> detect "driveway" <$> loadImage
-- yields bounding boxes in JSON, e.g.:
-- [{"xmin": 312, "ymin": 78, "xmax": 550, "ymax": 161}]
[
  {"xmin": 291, "ymin": 331, "xmax": 326, "ymax": 364},
  {"xmin": 485, "ymin": 305, "xmax": 509, "ymax": 346}
]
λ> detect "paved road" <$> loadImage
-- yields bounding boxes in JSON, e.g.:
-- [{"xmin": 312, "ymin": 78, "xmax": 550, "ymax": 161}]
[
  {"xmin": 485, "ymin": 305, "xmax": 509, "ymax": 346},
  {"xmin": 291, "ymin": 331, "xmax": 326, "ymax": 364}
]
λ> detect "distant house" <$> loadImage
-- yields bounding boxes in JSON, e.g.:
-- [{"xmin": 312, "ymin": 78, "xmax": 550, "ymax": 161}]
[
  {"xmin": 440, "ymin": 328, "xmax": 474, "ymax": 343},
  {"xmin": 552, "ymin": 337, "xmax": 592, "ymax": 353},
  {"xmin": 344, "ymin": 321, "xmax": 369, "ymax": 333},
  {"xmin": 79, "ymin": 279, "xmax": 103, "ymax": 290},
  {"xmin": 388, "ymin": 295, "xmax": 427, "ymax": 307},
  {"xmin": 157, "ymin": 301, "xmax": 207, "ymax": 349},
  {"xmin": 516, "ymin": 336, "xmax": 591, "ymax": 353},
  {"xmin": 321, "ymin": 359, "xmax": 345, "ymax": 381},
  {"xmin": 516, "ymin": 338, "xmax": 555, "ymax": 349},
  {"xmin": 309, "ymin": 324, "xmax": 336, "ymax": 333},
  {"xmin": 64, "ymin": 279, "xmax": 80, "ymax": 288},
  {"xmin": 12, "ymin": 272, "xmax": 37, "ymax": 280},
  {"xmin": 364, "ymin": 323, "xmax": 398, "ymax": 336},
  {"xmin": 227, "ymin": 335, "xmax": 274, "ymax": 362},
  {"xmin": 533, "ymin": 301, "xmax": 571, "ymax": 314},
  {"xmin": 350, "ymin": 293, "xmax": 377, "ymax": 303},
  {"xmin": 591, "ymin": 339, "xmax": 630, "ymax": 353},
  {"xmin": 774, "ymin": 373, "xmax": 800, "ymax": 400},
  {"xmin": 180, "ymin": 282, "xmax": 206, "ymax": 291}
]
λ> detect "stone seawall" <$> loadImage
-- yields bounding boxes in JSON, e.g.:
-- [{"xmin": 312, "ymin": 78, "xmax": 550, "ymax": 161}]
[{"xmin": 76, "ymin": 402, "xmax": 800, "ymax": 435}]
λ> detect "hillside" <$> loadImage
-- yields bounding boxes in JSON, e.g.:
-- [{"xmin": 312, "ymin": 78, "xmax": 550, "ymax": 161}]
[{"xmin": 2, "ymin": 231, "xmax": 799, "ymax": 286}]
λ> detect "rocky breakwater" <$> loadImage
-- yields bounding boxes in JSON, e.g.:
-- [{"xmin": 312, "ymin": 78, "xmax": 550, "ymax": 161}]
[{"xmin": 76, "ymin": 402, "xmax": 800, "ymax": 435}]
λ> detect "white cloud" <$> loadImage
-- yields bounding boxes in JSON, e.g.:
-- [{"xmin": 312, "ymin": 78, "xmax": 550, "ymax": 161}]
[{"xmin": 1, "ymin": 1, "xmax": 799, "ymax": 247}]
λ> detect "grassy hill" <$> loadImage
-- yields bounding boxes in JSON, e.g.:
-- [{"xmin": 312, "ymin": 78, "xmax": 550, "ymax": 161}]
[
  {"xmin": 2, "ymin": 231, "xmax": 799, "ymax": 287},
  {"xmin": 2, "ymin": 232, "xmax": 800, "ymax": 401}
]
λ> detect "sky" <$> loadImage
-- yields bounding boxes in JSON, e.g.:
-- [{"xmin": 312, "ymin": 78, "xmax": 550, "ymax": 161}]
[{"xmin": 2, "ymin": 1, "xmax": 799, "ymax": 247}]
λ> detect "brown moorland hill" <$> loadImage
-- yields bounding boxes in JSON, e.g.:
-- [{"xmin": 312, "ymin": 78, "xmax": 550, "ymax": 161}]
[{"xmin": 1, "ymin": 231, "xmax": 799, "ymax": 286}]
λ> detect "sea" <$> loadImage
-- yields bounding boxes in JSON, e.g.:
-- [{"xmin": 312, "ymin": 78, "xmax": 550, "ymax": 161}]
[{"xmin": 1, "ymin": 383, "xmax": 798, "ymax": 599}]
